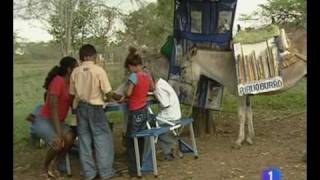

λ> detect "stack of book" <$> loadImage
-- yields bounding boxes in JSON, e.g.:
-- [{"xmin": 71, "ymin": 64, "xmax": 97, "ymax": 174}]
[{"xmin": 235, "ymin": 40, "xmax": 280, "ymax": 84}]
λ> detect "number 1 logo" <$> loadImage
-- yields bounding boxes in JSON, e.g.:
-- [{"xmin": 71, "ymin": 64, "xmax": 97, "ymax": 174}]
[
  {"xmin": 268, "ymin": 170, "xmax": 273, "ymax": 180},
  {"xmin": 262, "ymin": 166, "xmax": 282, "ymax": 180}
]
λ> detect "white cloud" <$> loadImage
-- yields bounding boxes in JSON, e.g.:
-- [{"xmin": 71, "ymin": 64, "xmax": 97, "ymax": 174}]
[
  {"xmin": 233, "ymin": 0, "xmax": 268, "ymax": 25},
  {"xmin": 13, "ymin": 0, "xmax": 157, "ymax": 42},
  {"xmin": 14, "ymin": 19, "xmax": 53, "ymax": 42}
]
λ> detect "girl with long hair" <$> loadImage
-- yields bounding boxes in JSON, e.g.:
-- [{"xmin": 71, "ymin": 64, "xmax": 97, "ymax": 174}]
[{"xmin": 32, "ymin": 56, "xmax": 78, "ymax": 178}]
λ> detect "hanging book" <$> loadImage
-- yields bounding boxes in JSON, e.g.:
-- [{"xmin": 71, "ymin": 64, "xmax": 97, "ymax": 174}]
[{"xmin": 233, "ymin": 25, "xmax": 284, "ymax": 96}]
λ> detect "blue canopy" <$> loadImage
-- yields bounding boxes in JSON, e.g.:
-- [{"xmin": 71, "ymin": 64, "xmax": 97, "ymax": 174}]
[
  {"xmin": 173, "ymin": 0, "xmax": 237, "ymax": 45},
  {"xmin": 166, "ymin": 0, "xmax": 235, "ymax": 109}
]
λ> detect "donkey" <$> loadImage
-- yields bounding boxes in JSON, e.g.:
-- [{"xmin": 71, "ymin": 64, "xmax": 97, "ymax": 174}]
[{"xmin": 142, "ymin": 28, "xmax": 306, "ymax": 148}]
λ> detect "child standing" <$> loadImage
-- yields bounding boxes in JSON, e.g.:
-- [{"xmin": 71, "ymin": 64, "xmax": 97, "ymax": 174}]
[
  {"xmin": 69, "ymin": 44, "xmax": 116, "ymax": 180},
  {"xmin": 124, "ymin": 47, "xmax": 154, "ymax": 177}
]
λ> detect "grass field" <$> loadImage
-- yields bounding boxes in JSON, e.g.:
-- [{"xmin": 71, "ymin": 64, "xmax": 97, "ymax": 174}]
[
  {"xmin": 13, "ymin": 60, "xmax": 125, "ymax": 148},
  {"xmin": 13, "ymin": 59, "xmax": 306, "ymax": 152}
]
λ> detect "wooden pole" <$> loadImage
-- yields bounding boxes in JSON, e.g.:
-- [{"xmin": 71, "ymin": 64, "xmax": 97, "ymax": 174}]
[
  {"xmin": 252, "ymin": 51, "xmax": 261, "ymax": 80},
  {"xmin": 205, "ymin": 110, "xmax": 215, "ymax": 135},
  {"xmin": 243, "ymin": 55, "xmax": 249, "ymax": 82},
  {"xmin": 236, "ymin": 54, "xmax": 241, "ymax": 83},
  {"xmin": 250, "ymin": 53, "xmax": 258, "ymax": 81},
  {"xmin": 265, "ymin": 49, "xmax": 272, "ymax": 78},
  {"xmin": 261, "ymin": 54, "xmax": 269, "ymax": 79},
  {"xmin": 248, "ymin": 54, "xmax": 256, "ymax": 81},
  {"xmin": 246, "ymin": 55, "xmax": 251, "ymax": 81},
  {"xmin": 240, "ymin": 45, "xmax": 247, "ymax": 83},
  {"xmin": 239, "ymin": 54, "xmax": 244, "ymax": 84},
  {"xmin": 266, "ymin": 40, "xmax": 275, "ymax": 77},
  {"xmin": 193, "ymin": 107, "xmax": 205, "ymax": 137},
  {"xmin": 258, "ymin": 56, "xmax": 264, "ymax": 79},
  {"xmin": 271, "ymin": 46, "xmax": 279, "ymax": 76}
]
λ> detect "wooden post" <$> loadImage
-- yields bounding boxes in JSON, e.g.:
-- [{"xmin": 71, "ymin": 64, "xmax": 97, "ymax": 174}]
[
  {"xmin": 246, "ymin": 55, "xmax": 254, "ymax": 82},
  {"xmin": 240, "ymin": 45, "xmax": 247, "ymax": 83},
  {"xmin": 270, "ymin": 47, "xmax": 280, "ymax": 76},
  {"xmin": 265, "ymin": 49, "xmax": 273, "ymax": 78},
  {"xmin": 193, "ymin": 107, "xmax": 204, "ymax": 137},
  {"xmin": 262, "ymin": 55, "xmax": 270, "ymax": 79},
  {"xmin": 252, "ymin": 51, "xmax": 261, "ymax": 80},
  {"xmin": 266, "ymin": 40, "xmax": 275, "ymax": 77},
  {"xmin": 245, "ymin": 55, "xmax": 250, "ymax": 83},
  {"xmin": 259, "ymin": 56, "xmax": 265, "ymax": 79},
  {"xmin": 205, "ymin": 109, "xmax": 215, "ymax": 135},
  {"xmin": 238, "ymin": 54, "xmax": 244, "ymax": 84},
  {"xmin": 251, "ymin": 52, "xmax": 258, "ymax": 81},
  {"xmin": 245, "ymin": 55, "xmax": 250, "ymax": 82},
  {"xmin": 193, "ymin": 107, "xmax": 216, "ymax": 137},
  {"xmin": 249, "ymin": 54, "xmax": 256, "ymax": 81},
  {"xmin": 236, "ymin": 54, "xmax": 241, "ymax": 83}
]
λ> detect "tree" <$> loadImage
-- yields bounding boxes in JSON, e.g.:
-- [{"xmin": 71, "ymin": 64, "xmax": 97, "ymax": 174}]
[
  {"xmin": 15, "ymin": 0, "xmax": 122, "ymax": 57},
  {"xmin": 241, "ymin": 0, "xmax": 306, "ymax": 28},
  {"xmin": 88, "ymin": 6, "xmax": 122, "ymax": 57},
  {"xmin": 71, "ymin": 1, "xmax": 95, "ymax": 52},
  {"xmin": 121, "ymin": 1, "xmax": 174, "ymax": 50},
  {"xmin": 48, "ymin": 0, "xmax": 97, "ymax": 56},
  {"xmin": 157, "ymin": 0, "xmax": 174, "ymax": 33},
  {"xmin": 260, "ymin": 0, "xmax": 306, "ymax": 27},
  {"xmin": 14, "ymin": 0, "xmax": 80, "ymax": 56}
]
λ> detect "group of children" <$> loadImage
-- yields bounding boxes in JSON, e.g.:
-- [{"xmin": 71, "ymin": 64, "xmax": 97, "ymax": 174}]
[{"xmin": 27, "ymin": 44, "xmax": 182, "ymax": 179}]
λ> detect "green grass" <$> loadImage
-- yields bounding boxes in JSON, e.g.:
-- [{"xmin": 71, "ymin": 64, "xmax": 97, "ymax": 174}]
[
  {"xmin": 13, "ymin": 60, "xmax": 125, "ymax": 146},
  {"xmin": 13, "ymin": 59, "xmax": 306, "ymax": 148},
  {"xmin": 220, "ymin": 78, "xmax": 306, "ymax": 112},
  {"xmin": 252, "ymin": 78, "xmax": 306, "ymax": 111},
  {"xmin": 14, "ymin": 60, "xmax": 55, "ymax": 145},
  {"xmin": 233, "ymin": 24, "xmax": 280, "ymax": 44}
]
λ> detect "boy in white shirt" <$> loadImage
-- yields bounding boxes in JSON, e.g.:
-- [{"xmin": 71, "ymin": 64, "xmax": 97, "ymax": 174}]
[{"xmin": 153, "ymin": 76, "xmax": 182, "ymax": 160}]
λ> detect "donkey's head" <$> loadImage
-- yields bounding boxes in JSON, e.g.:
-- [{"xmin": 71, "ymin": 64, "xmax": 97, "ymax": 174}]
[{"xmin": 142, "ymin": 50, "xmax": 170, "ymax": 80}]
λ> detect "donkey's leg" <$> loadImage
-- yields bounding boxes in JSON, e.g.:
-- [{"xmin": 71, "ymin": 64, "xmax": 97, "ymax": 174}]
[
  {"xmin": 245, "ymin": 96, "xmax": 255, "ymax": 145},
  {"xmin": 234, "ymin": 96, "xmax": 247, "ymax": 148}
]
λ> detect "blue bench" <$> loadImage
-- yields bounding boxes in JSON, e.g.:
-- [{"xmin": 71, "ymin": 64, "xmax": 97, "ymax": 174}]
[
  {"xmin": 132, "ymin": 117, "xmax": 199, "ymax": 177},
  {"xmin": 71, "ymin": 100, "xmax": 198, "ymax": 177}
]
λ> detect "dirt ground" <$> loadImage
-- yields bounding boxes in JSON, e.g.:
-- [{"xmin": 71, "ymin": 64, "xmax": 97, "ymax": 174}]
[{"xmin": 13, "ymin": 109, "xmax": 306, "ymax": 180}]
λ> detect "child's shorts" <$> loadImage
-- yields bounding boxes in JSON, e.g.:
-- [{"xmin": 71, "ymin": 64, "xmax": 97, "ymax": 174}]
[{"xmin": 31, "ymin": 114, "xmax": 71, "ymax": 147}]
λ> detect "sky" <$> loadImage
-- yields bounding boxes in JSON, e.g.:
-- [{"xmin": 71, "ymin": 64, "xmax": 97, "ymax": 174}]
[{"xmin": 13, "ymin": 0, "xmax": 267, "ymax": 42}]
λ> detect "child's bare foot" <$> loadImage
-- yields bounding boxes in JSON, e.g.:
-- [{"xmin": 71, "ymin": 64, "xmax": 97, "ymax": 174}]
[
  {"xmin": 47, "ymin": 168, "xmax": 61, "ymax": 178},
  {"xmin": 47, "ymin": 161, "xmax": 61, "ymax": 178}
]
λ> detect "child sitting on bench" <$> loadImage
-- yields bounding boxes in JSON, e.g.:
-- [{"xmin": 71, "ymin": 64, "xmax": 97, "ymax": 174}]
[{"xmin": 152, "ymin": 75, "xmax": 182, "ymax": 160}]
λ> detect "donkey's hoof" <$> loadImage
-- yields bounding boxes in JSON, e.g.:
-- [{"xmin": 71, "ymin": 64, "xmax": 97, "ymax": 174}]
[
  {"xmin": 245, "ymin": 138, "xmax": 254, "ymax": 145},
  {"xmin": 232, "ymin": 142, "xmax": 242, "ymax": 149}
]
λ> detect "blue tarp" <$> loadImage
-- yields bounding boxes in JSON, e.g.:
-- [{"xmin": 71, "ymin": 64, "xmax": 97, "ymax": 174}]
[
  {"xmin": 167, "ymin": 0, "xmax": 234, "ymax": 110},
  {"xmin": 173, "ymin": 0, "xmax": 237, "ymax": 45}
]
